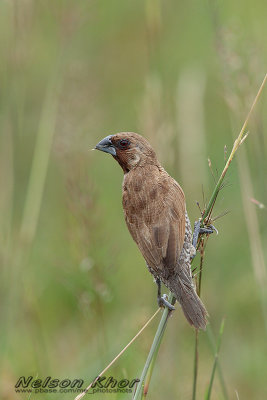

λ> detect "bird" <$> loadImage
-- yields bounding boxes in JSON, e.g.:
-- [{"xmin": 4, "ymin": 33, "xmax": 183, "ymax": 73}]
[{"xmin": 95, "ymin": 132, "xmax": 208, "ymax": 329}]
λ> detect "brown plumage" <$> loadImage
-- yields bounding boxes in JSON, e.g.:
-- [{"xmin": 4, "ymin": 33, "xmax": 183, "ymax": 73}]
[{"xmin": 95, "ymin": 132, "xmax": 208, "ymax": 329}]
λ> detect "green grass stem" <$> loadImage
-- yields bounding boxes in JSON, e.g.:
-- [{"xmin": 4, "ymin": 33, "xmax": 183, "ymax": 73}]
[
  {"xmin": 206, "ymin": 325, "xmax": 229, "ymax": 400},
  {"xmin": 201, "ymin": 73, "xmax": 267, "ymax": 225},
  {"xmin": 133, "ymin": 292, "xmax": 174, "ymax": 400},
  {"xmin": 205, "ymin": 319, "xmax": 225, "ymax": 400}
]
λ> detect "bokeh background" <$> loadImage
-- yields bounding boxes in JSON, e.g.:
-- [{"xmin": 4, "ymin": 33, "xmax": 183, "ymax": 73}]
[{"xmin": 1, "ymin": 1, "xmax": 267, "ymax": 399}]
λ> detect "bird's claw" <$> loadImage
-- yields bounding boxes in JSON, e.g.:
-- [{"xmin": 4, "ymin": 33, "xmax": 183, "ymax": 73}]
[
  {"xmin": 158, "ymin": 294, "xmax": 175, "ymax": 311},
  {"xmin": 192, "ymin": 220, "xmax": 218, "ymax": 250},
  {"xmin": 199, "ymin": 224, "xmax": 218, "ymax": 235}
]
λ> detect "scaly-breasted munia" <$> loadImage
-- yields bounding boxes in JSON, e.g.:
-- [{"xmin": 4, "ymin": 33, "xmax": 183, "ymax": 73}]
[{"xmin": 95, "ymin": 132, "xmax": 207, "ymax": 329}]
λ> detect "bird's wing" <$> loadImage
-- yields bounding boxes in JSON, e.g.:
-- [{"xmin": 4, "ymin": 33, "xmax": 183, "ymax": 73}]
[{"xmin": 124, "ymin": 168, "xmax": 186, "ymax": 275}]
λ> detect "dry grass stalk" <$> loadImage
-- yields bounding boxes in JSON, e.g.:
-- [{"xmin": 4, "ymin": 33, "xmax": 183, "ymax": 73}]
[{"xmin": 74, "ymin": 309, "xmax": 160, "ymax": 400}]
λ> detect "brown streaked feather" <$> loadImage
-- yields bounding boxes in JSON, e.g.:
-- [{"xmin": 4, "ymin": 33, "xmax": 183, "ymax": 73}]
[{"xmin": 123, "ymin": 164, "xmax": 186, "ymax": 277}]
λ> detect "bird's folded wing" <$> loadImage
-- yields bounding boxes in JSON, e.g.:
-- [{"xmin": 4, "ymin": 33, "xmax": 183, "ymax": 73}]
[{"xmin": 125, "ymin": 177, "xmax": 186, "ymax": 274}]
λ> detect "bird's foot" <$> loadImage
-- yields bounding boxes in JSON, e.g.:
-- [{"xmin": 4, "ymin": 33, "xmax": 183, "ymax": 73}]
[
  {"xmin": 199, "ymin": 224, "xmax": 218, "ymax": 235},
  {"xmin": 192, "ymin": 219, "xmax": 218, "ymax": 250},
  {"xmin": 158, "ymin": 294, "xmax": 175, "ymax": 311}
]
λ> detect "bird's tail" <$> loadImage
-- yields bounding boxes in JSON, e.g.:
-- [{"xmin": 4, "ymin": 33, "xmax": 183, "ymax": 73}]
[{"xmin": 175, "ymin": 276, "xmax": 208, "ymax": 330}]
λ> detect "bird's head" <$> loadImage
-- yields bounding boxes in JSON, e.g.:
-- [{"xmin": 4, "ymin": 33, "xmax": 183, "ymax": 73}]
[{"xmin": 95, "ymin": 132, "xmax": 158, "ymax": 173}]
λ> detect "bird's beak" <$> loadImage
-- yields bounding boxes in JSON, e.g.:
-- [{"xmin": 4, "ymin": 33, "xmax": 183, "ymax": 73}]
[{"xmin": 94, "ymin": 135, "xmax": 116, "ymax": 156}]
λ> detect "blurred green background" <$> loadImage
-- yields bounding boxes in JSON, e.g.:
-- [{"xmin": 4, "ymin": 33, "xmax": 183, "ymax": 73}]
[{"xmin": 1, "ymin": 1, "xmax": 267, "ymax": 399}]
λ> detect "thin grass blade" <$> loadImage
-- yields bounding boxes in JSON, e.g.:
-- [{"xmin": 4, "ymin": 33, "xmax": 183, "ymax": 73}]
[{"xmin": 205, "ymin": 318, "xmax": 225, "ymax": 400}]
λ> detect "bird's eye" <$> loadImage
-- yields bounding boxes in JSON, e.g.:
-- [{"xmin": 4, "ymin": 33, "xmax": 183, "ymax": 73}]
[{"xmin": 118, "ymin": 139, "xmax": 130, "ymax": 149}]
